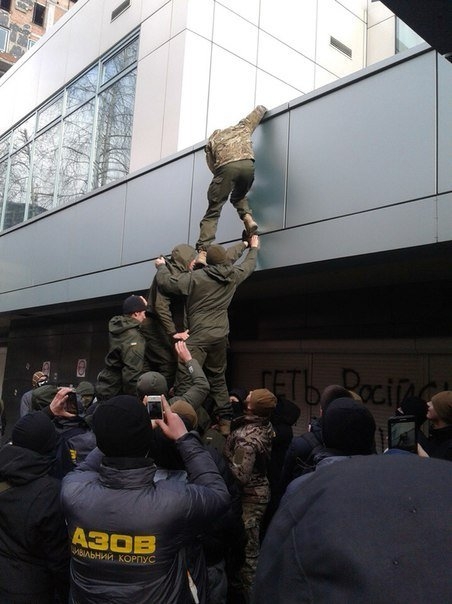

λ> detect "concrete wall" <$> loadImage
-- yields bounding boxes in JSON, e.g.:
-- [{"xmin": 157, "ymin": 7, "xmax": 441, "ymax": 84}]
[{"xmin": 0, "ymin": 45, "xmax": 449, "ymax": 315}]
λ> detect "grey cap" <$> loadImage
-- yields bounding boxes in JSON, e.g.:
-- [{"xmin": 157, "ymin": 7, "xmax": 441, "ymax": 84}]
[{"xmin": 136, "ymin": 371, "xmax": 168, "ymax": 398}]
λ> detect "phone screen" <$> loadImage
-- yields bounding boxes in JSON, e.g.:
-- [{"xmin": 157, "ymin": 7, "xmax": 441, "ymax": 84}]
[
  {"xmin": 147, "ymin": 396, "xmax": 162, "ymax": 419},
  {"xmin": 388, "ymin": 415, "xmax": 417, "ymax": 452},
  {"xmin": 66, "ymin": 391, "xmax": 78, "ymax": 414}
]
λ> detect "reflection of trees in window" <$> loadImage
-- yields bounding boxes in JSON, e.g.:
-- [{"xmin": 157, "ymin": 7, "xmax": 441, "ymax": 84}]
[
  {"xmin": 4, "ymin": 146, "xmax": 31, "ymax": 229},
  {"xmin": 11, "ymin": 115, "xmax": 35, "ymax": 153},
  {"xmin": 0, "ymin": 133, "xmax": 10, "ymax": 159},
  {"xmin": 67, "ymin": 67, "xmax": 98, "ymax": 112},
  {"xmin": 0, "ymin": 160, "xmax": 7, "ymax": 227},
  {"xmin": 58, "ymin": 100, "xmax": 95, "ymax": 204},
  {"xmin": 31, "ymin": 124, "xmax": 62, "ymax": 212},
  {"xmin": 37, "ymin": 96, "xmax": 63, "ymax": 132},
  {"xmin": 93, "ymin": 70, "xmax": 136, "ymax": 188},
  {"xmin": 102, "ymin": 38, "xmax": 138, "ymax": 84}
]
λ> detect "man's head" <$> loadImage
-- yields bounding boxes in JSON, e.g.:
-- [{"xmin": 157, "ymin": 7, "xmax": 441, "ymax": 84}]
[
  {"xmin": 428, "ymin": 391, "xmax": 452, "ymax": 427},
  {"xmin": 396, "ymin": 396, "xmax": 428, "ymax": 429},
  {"xmin": 170, "ymin": 400, "xmax": 198, "ymax": 430},
  {"xmin": 245, "ymin": 388, "xmax": 277, "ymax": 417},
  {"xmin": 319, "ymin": 385, "xmax": 354, "ymax": 415},
  {"xmin": 12, "ymin": 412, "xmax": 57, "ymax": 455},
  {"xmin": 206, "ymin": 245, "xmax": 228, "ymax": 266},
  {"xmin": 32, "ymin": 371, "xmax": 48, "ymax": 388},
  {"xmin": 93, "ymin": 395, "xmax": 154, "ymax": 457},
  {"xmin": 322, "ymin": 398, "xmax": 376, "ymax": 455},
  {"xmin": 76, "ymin": 381, "xmax": 96, "ymax": 409},
  {"xmin": 122, "ymin": 294, "xmax": 147, "ymax": 323},
  {"xmin": 136, "ymin": 371, "xmax": 168, "ymax": 400}
]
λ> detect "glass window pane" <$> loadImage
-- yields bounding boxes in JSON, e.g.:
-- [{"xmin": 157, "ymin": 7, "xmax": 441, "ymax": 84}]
[
  {"xmin": 58, "ymin": 100, "xmax": 95, "ymax": 204},
  {"xmin": 11, "ymin": 114, "xmax": 36, "ymax": 152},
  {"xmin": 101, "ymin": 37, "xmax": 138, "ymax": 84},
  {"xmin": 37, "ymin": 95, "xmax": 63, "ymax": 131},
  {"xmin": 0, "ymin": 133, "xmax": 11, "ymax": 159},
  {"xmin": 31, "ymin": 124, "xmax": 62, "ymax": 214},
  {"xmin": 66, "ymin": 66, "xmax": 99, "ymax": 113},
  {"xmin": 0, "ymin": 160, "xmax": 7, "ymax": 230},
  {"xmin": 93, "ymin": 70, "xmax": 136, "ymax": 188},
  {"xmin": 4, "ymin": 146, "xmax": 31, "ymax": 229}
]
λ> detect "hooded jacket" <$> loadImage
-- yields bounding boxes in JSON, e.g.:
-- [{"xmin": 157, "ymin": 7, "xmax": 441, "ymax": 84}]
[
  {"xmin": 62, "ymin": 432, "xmax": 230, "ymax": 604},
  {"xmin": 96, "ymin": 314, "xmax": 145, "ymax": 399},
  {"xmin": 156, "ymin": 247, "xmax": 257, "ymax": 345},
  {"xmin": 205, "ymin": 106, "xmax": 267, "ymax": 173},
  {"xmin": 0, "ymin": 444, "xmax": 70, "ymax": 603}
]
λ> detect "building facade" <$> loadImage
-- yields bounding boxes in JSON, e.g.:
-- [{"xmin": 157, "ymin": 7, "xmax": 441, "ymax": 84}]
[{"xmin": 1, "ymin": 0, "xmax": 447, "ymax": 445}]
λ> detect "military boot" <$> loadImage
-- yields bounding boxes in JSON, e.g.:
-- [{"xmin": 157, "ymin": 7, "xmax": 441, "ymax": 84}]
[{"xmin": 243, "ymin": 213, "xmax": 258, "ymax": 235}]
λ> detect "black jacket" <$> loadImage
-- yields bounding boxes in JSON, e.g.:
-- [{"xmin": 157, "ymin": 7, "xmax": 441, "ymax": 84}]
[
  {"xmin": 0, "ymin": 444, "xmax": 70, "ymax": 603},
  {"xmin": 62, "ymin": 433, "xmax": 230, "ymax": 603},
  {"xmin": 424, "ymin": 423, "xmax": 452, "ymax": 460}
]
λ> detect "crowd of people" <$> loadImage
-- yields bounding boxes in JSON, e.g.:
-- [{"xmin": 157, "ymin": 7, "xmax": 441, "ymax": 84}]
[{"xmin": 0, "ymin": 107, "xmax": 451, "ymax": 603}]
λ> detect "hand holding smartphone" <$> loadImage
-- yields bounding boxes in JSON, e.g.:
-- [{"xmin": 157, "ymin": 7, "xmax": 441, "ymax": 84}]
[{"xmin": 388, "ymin": 415, "xmax": 417, "ymax": 453}]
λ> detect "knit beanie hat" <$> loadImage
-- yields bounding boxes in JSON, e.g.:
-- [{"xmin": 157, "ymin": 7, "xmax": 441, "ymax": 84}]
[
  {"xmin": 12, "ymin": 412, "xmax": 57, "ymax": 454},
  {"xmin": 93, "ymin": 395, "xmax": 153, "ymax": 457},
  {"xmin": 122, "ymin": 295, "xmax": 147, "ymax": 314},
  {"xmin": 206, "ymin": 245, "xmax": 228, "ymax": 265},
  {"xmin": 431, "ymin": 391, "xmax": 452, "ymax": 425},
  {"xmin": 322, "ymin": 398, "xmax": 376, "ymax": 455},
  {"xmin": 248, "ymin": 388, "xmax": 277, "ymax": 417},
  {"xmin": 76, "ymin": 381, "xmax": 95, "ymax": 397},
  {"xmin": 136, "ymin": 372, "xmax": 168, "ymax": 398},
  {"xmin": 170, "ymin": 400, "xmax": 198, "ymax": 429}
]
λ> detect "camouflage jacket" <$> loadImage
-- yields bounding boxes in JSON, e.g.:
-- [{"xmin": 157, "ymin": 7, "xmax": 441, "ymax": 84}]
[
  {"xmin": 205, "ymin": 105, "xmax": 267, "ymax": 173},
  {"xmin": 223, "ymin": 414, "xmax": 274, "ymax": 503}
]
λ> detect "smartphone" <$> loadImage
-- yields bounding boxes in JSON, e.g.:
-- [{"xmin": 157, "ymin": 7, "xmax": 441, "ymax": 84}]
[
  {"xmin": 146, "ymin": 395, "xmax": 163, "ymax": 419},
  {"xmin": 388, "ymin": 415, "xmax": 417, "ymax": 453},
  {"xmin": 65, "ymin": 391, "xmax": 79, "ymax": 415}
]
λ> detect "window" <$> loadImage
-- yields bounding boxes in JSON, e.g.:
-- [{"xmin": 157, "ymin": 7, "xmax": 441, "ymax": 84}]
[
  {"xmin": 0, "ymin": 26, "xmax": 9, "ymax": 52},
  {"xmin": 28, "ymin": 37, "xmax": 38, "ymax": 50},
  {"xmin": 32, "ymin": 3, "xmax": 46, "ymax": 27},
  {"xmin": 0, "ymin": 0, "xmax": 11, "ymax": 12},
  {"xmin": 0, "ymin": 32, "xmax": 139, "ymax": 231}
]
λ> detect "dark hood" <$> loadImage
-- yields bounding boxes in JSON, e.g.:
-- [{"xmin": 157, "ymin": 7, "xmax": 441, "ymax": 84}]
[
  {"xmin": 168, "ymin": 244, "xmax": 196, "ymax": 274},
  {"xmin": 108, "ymin": 314, "xmax": 140, "ymax": 335},
  {"xmin": 204, "ymin": 263, "xmax": 235, "ymax": 284},
  {"xmin": 0, "ymin": 444, "xmax": 54, "ymax": 485}
]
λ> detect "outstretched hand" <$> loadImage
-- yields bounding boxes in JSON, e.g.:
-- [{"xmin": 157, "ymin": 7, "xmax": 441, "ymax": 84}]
[
  {"xmin": 250, "ymin": 234, "xmax": 259, "ymax": 249},
  {"xmin": 175, "ymin": 340, "xmax": 192, "ymax": 364},
  {"xmin": 50, "ymin": 386, "xmax": 77, "ymax": 418},
  {"xmin": 173, "ymin": 330, "xmax": 189, "ymax": 342},
  {"xmin": 154, "ymin": 395, "xmax": 188, "ymax": 441},
  {"xmin": 155, "ymin": 256, "xmax": 166, "ymax": 267}
]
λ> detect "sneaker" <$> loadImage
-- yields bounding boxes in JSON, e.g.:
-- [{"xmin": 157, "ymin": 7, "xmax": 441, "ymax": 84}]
[
  {"xmin": 194, "ymin": 250, "xmax": 207, "ymax": 268},
  {"xmin": 243, "ymin": 213, "xmax": 258, "ymax": 235}
]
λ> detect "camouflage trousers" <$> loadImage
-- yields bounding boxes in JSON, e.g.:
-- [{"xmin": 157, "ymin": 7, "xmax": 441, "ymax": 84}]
[
  {"xmin": 240, "ymin": 499, "xmax": 268, "ymax": 598},
  {"xmin": 197, "ymin": 159, "xmax": 255, "ymax": 250}
]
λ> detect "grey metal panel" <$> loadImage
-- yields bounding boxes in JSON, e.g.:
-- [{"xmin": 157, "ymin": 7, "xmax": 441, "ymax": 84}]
[
  {"xmin": 0, "ymin": 227, "xmax": 33, "ymax": 291},
  {"xmin": 286, "ymin": 52, "xmax": 436, "ymax": 227},
  {"xmin": 251, "ymin": 111, "xmax": 288, "ymax": 232},
  {"xmin": 67, "ymin": 262, "xmax": 152, "ymax": 301},
  {"xmin": 438, "ymin": 192, "xmax": 452, "ymax": 242},
  {"xmin": 67, "ymin": 184, "xmax": 127, "ymax": 276},
  {"xmin": 437, "ymin": 54, "xmax": 452, "ymax": 194},
  {"xmin": 258, "ymin": 197, "xmax": 437, "ymax": 270},
  {"xmin": 123, "ymin": 155, "xmax": 194, "ymax": 263}
]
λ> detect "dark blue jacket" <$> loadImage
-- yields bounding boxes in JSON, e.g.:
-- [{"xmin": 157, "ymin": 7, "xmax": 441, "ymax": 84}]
[{"xmin": 62, "ymin": 432, "xmax": 230, "ymax": 603}]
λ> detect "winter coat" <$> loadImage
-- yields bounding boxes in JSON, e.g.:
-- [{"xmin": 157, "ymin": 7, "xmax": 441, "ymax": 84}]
[
  {"xmin": 96, "ymin": 314, "xmax": 145, "ymax": 399},
  {"xmin": 205, "ymin": 106, "xmax": 267, "ymax": 173},
  {"xmin": 424, "ymin": 423, "xmax": 452, "ymax": 461},
  {"xmin": 156, "ymin": 248, "xmax": 257, "ymax": 345},
  {"xmin": 223, "ymin": 414, "xmax": 274, "ymax": 504},
  {"xmin": 62, "ymin": 432, "xmax": 230, "ymax": 604},
  {"xmin": 0, "ymin": 444, "xmax": 70, "ymax": 603}
]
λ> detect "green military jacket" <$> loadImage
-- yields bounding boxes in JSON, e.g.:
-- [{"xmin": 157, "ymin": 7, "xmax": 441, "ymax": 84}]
[
  {"xmin": 96, "ymin": 315, "xmax": 145, "ymax": 399},
  {"xmin": 205, "ymin": 105, "xmax": 267, "ymax": 173},
  {"xmin": 156, "ymin": 247, "xmax": 257, "ymax": 345}
]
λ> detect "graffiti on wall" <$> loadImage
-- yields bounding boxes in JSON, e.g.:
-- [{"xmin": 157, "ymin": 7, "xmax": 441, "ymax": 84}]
[{"xmin": 262, "ymin": 368, "xmax": 449, "ymax": 407}]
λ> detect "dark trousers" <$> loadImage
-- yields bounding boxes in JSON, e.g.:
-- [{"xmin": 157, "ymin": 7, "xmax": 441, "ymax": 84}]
[{"xmin": 197, "ymin": 159, "xmax": 255, "ymax": 250}]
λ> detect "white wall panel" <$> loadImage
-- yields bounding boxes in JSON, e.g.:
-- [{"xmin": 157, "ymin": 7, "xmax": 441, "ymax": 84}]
[{"xmin": 139, "ymin": 2, "xmax": 172, "ymax": 59}]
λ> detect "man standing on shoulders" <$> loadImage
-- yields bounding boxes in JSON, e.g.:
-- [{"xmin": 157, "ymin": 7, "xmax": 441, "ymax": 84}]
[
  {"xmin": 195, "ymin": 105, "xmax": 267, "ymax": 266},
  {"xmin": 96, "ymin": 294, "xmax": 147, "ymax": 401}
]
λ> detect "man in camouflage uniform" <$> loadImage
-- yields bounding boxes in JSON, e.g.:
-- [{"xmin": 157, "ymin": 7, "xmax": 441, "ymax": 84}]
[
  {"xmin": 223, "ymin": 388, "xmax": 276, "ymax": 600},
  {"xmin": 96, "ymin": 295, "xmax": 147, "ymax": 401},
  {"xmin": 155, "ymin": 237, "xmax": 259, "ymax": 425},
  {"xmin": 196, "ymin": 105, "xmax": 267, "ymax": 263}
]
